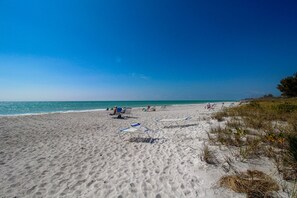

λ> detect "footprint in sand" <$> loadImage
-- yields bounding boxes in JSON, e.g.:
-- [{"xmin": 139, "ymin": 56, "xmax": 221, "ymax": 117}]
[
  {"xmin": 180, "ymin": 183, "xmax": 185, "ymax": 189},
  {"xmin": 34, "ymin": 191, "xmax": 43, "ymax": 197},
  {"xmin": 130, "ymin": 183, "xmax": 137, "ymax": 193},
  {"xmin": 8, "ymin": 175, "xmax": 16, "ymax": 182},
  {"xmin": 39, "ymin": 182, "xmax": 48, "ymax": 188},
  {"xmin": 71, "ymin": 179, "xmax": 87, "ymax": 191},
  {"xmin": 10, "ymin": 182, "xmax": 21, "ymax": 188},
  {"xmin": 142, "ymin": 169, "xmax": 148, "ymax": 175},
  {"xmin": 48, "ymin": 189, "xmax": 58, "ymax": 195},
  {"xmin": 26, "ymin": 185, "xmax": 37, "ymax": 195},
  {"xmin": 86, "ymin": 180, "xmax": 95, "ymax": 188},
  {"xmin": 58, "ymin": 179, "xmax": 68, "ymax": 187},
  {"xmin": 156, "ymin": 194, "xmax": 162, "ymax": 198},
  {"xmin": 183, "ymin": 189, "xmax": 191, "ymax": 196}
]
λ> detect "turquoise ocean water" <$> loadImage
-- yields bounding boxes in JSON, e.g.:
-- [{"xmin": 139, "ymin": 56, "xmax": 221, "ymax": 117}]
[{"xmin": 0, "ymin": 100, "xmax": 233, "ymax": 116}]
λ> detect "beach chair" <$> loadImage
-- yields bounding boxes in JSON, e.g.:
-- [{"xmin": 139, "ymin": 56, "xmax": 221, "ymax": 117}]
[
  {"xmin": 160, "ymin": 105, "xmax": 167, "ymax": 110},
  {"xmin": 109, "ymin": 107, "xmax": 124, "ymax": 118},
  {"xmin": 145, "ymin": 106, "xmax": 156, "ymax": 112},
  {"xmin": 205, "ymin": 103, "xmax": 216, "ymax": 111},
  {"xmin": 116, "ymin": 107, "xmax": 123, "ymax": 113},
  {"xmin": 156, "ymin": 116, "xmax": 193, "ymax": 128},
  {"xmin": 118, "ymin": 123, "xmax": 161, "ymax": 143},
  {"xmin": 120, "ymin": 107, "xmax": 132, "ymax": 118},
  {"xmin": 155, "ymin": 117, "xmax": 198, "ymax": 142},
  {"xmin": 123, "ymin": 107, "xmax": 132, "ymax": 114},
  {"xmin": 142, "ymin": 105, "xmax": 156, "ymax": 112}
]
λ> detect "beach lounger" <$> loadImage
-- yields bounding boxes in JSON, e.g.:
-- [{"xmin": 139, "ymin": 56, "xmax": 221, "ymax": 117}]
[
  {"xmin": 110, "ymin": 107, "xmax": 132, "ymax": 119},
  {"xmin": 122, "ymin": 107, "xmax": 132, "ymax": 117},
  {"xmin": 205, "ymin": 103, "xmax": 216, "ymax": 110},
  {"xmin": 160, "ymin": 105, "xmax": 167, "ymax": 110},
  {"xmin": 113, "ymin": 107, "xmax": 123, "ymax": 118},
  {"xmin": 156, "ymin": 116, "xmax": 194, "ymax": 128},
  {"xmin": 157, "ymin": 117, "xmax": 191, "ymax": 122},
  {"xmin": 221, "ymin": 102, "xmax": 235, "ymax": 110},
  {"xmin": 109, "ymin": 107, "xmax": 122, "ymax": 115},
  {"xmin": 143, "ymin": 106, "xmax": 156, "ymax": 112},
  {"xmin": 119, "ymin": 123, "xmax": 160, "ymax": 143},
  {"xmin": 116, "ymin": 107, "xmax": 122, "ymax": 113}
]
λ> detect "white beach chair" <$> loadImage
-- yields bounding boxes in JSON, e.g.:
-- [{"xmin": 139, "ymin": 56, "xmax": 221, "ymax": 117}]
[
  {"xmin": 124, "ymin": 107, "xmax": 132, "ymax": 114},
  {"xmin": 160, "ymin": 105, "xmax": 167, "ymax": 111},
  {"xmin": 156, "ymin": 116, "xmax": 194, "ymax": 128},
  {"xmin": 121, "ymin": 107, "xmax": 132, "ymax": 118},
  {"xmin": 156, "ymin": 116, "xmax": 199, "ymax": 143},
  {"xmin": 118, "ymin": 123, "xmax": 161, "ymax": 143},
  {"xmin": 157, "ymin": 117, "xmax": 191, "ymax": 122},
  {"xmin": 205, "ymin": 103, "xmax": 216, "ymax": 111}
]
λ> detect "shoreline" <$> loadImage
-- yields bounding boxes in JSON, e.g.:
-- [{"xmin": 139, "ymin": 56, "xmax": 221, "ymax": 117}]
[{"xmin": 0, "ymin": 101, "xmax": 230, "ymax": 117}]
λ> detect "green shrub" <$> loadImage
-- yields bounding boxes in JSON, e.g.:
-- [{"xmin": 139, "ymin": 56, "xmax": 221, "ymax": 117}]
[
  {"xmin": 212, "ymin": 110, "xmax": 228, "ymax": 122},
  {"xmin": 248, "ymin": 101, "xmax": 261, "ymax": 108},
  {"xmin": 275, "ymin": 103, "xmax": 297, "ymax": 113}
]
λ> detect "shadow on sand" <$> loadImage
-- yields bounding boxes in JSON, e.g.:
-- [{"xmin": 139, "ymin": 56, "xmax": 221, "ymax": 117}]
[
  {"xmin": 128, "ymin": 137, "xmax": 167, "ymax": 144},
  {"xmin": 163, "ymin": 123, "xmax": 198, "ymax": 129}
]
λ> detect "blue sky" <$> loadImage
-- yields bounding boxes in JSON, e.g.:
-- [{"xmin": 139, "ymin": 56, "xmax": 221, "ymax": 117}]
[{"xmin": 0, "ymin": 0, "xmax": 296, "ymax": 101}]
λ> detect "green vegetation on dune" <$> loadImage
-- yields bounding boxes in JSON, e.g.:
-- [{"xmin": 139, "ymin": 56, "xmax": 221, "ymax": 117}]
[{"xmin": 212, "ymin": 98, "xmax": 297, "ymax": 181}]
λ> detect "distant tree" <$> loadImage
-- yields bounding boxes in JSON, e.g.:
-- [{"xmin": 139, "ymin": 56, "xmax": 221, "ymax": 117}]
[
  {"xmin": 277, "ymin": 73, "xmax": 297, "ymax": 97},
  {"xmin": 262, "ymin": 94, "xmax": 274, "ymax": 98}
]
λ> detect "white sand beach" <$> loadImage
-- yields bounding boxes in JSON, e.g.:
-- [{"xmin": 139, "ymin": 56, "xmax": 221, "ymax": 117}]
[{"xmin": 0, "ymin": 103, "xmax": 289, "ymax": 197}]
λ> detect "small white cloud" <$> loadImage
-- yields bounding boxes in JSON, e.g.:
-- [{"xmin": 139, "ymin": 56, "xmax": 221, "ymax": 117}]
[{"xmin": 139, "ymin": 74, "xmax": 149, "ymax": 80}]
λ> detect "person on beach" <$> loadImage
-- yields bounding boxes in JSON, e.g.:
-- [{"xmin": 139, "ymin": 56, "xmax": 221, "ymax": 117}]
[
  {"xmin": 147, "ymin": 106, "xmax": 156, "ymax": 111},
  {"xmin": 206, "ymin": 103, "xmax": 215, "ymax": 110},
  {"xmin": 150, "ymin": 106, "xmax": 156, "ymax": 111},
  {"xmin": 109, "ymin": 106, "xmax": 117, "ymax": 115}
]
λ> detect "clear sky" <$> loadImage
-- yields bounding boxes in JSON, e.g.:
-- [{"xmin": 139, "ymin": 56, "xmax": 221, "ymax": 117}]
[{"xmin": 0, "ymin": 0, "xmax": 296, "ymax": 101}]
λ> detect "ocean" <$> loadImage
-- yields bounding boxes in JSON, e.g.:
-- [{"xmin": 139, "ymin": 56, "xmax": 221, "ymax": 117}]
[{"xmin": 0, "ymin": 100, "xmax": 233, "ymax": 116}]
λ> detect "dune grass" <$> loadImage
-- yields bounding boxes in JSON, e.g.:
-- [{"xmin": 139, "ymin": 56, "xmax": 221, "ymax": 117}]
[
  {"xmin": 212, "ymin": 98, "xmax": 297, "ymax": 181},
  {"xmin": 219, "ymin": 170, "xmax": 280, "ymax": 198},
  {"xmin": 201, "ymin": 145, "xmax": 219, "ymax": 165}
]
